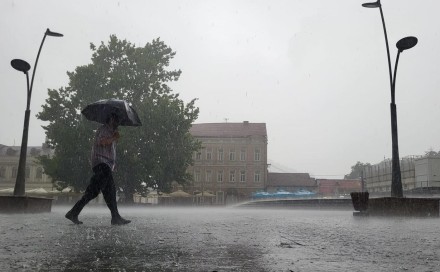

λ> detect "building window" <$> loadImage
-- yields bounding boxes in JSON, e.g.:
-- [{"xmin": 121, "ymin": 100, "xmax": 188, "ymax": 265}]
[
  {"xmin": 206, "ymin": 149, "xmax": 212, "ymax": 160},
  {"xmin": 0, "ymin": 167, "xmax": 5, "ymax": 178},
  {"xmin": 194, "ymin": 171, "xmax": 201, "ymax": 182},
  {"xmin": 36, "ymin": 167, "xmax": 43, "ymax": 179},
  {"xmin": 254, "ymin": 149, "xmax": 261, "ymax": 161},
  {"xmin": 206, "ymin": 170, "xmax": 212, "ymax": 183},
  {"xmin": 240, "ymin": 149, "xmax": 246, "ymax": 161},
  {"xmin": 217, "ymin": 171, "xmax": 223, "ymax": 182},
  {"xmin": 196, "ymin": 151, "xmax": 202, "ymax": 160},
  {"xmin": 12, "ymin": 167, "xmax": 18, "ymax": 179},
  {"xmin": 229, "ymin": 149, "xmax": 235, "ymax": 161},
  {"xmin": 240, "ymin": 171, "xmax": 246, "ymax": 182},
  {"xmin": 229, "ymin": 171, "xmax": 235, "ymax": 182},
  {"xmin": 254, "ymin": 171, "xmax": 261, "ymax": 182},
  {"xmin": 218, "ymin": 148, "xmax": 223, "ymax": 161}
]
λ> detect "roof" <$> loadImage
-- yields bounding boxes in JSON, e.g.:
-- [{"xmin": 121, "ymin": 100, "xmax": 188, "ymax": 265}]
[
  {"xmin": 267, "ymin": 173, "xmax": 316, "ymax": 187},
  {"xmin": 0, "ymin": 144, "xmax": 53, "ymax": 157},
  {"xmin": 190, "ymin": 122, "xmax": 267, "ymax": 138}
]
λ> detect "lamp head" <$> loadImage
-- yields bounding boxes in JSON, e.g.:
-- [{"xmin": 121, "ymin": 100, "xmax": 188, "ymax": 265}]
[
  {"xmin": 362, "ymin": 1, "xmax": 381, "ymax": 8},
  {"xmin": 11, "ymin": 59, "xmax": 31, "ymax": 74},
  {"xmin": 45, "ymin": 28, "xmax": 63, "ymax": 37},
  {"xmin": 396, "ymin": 36, "xmax": 418, "ymax": 52}
]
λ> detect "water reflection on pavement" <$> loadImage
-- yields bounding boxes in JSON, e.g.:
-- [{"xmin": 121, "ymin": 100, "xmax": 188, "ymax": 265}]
[{"xmin": 0, "ymin": 206, "xmax": 439, "ymax": 271}]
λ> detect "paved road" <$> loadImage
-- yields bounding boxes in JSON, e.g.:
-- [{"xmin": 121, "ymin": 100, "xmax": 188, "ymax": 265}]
[{"xmin": 1, "ymin": 206, "xmax": 439, "ymax": 271}]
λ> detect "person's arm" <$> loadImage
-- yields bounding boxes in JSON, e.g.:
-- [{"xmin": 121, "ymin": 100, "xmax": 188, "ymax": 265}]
[{"xmin": 98, "ymin": 131, "xmax": 120, "ymax": 146}]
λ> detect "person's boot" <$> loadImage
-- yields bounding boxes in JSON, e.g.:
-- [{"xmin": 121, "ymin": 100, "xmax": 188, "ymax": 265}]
[
  {"xmin": 111, "ymin": 216, "xmax": 131, "ymax": 225},
  {"xmin": 65, "ymin": 210, "xmax": 83, "ymax": 225},
  {"xmin": 65, "ymin": 194, "xmax": 91, "ymax": 224},
  {"xmin": 106, "ymin": 194, "xmax": 130, "ymax": 225}
]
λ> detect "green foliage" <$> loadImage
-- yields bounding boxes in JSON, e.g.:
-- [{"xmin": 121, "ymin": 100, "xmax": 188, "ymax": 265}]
[
  {"xmin": 344, "ymin": 161, "xmax": 371, "ymax": 179},
  {"xmin": 37, "ymin": 35, "xmax": 200, "ymax": 197},
  {"xmin": 424, "ymin": 149, "xmax": 440, "ymax": 157}
]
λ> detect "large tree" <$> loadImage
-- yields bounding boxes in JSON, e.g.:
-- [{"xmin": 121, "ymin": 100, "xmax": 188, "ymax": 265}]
[
  {"xmin": 37, "ymin": 35, "xmax": 200, "ymax": 200},
  {"xmin": 345, "ymin": 161, "xmax": 371, "ymax": 179},
  {"xmin": 424, "ymin": 149, "xmax": 440, "ymax": 157}
]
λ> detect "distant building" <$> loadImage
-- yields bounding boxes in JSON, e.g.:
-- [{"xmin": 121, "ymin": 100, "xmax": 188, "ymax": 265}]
[
  {"xmin": 187, "ymin": 121, "xmax": 268, "ymax": 204},
  {"xmin": 363, "ymin": 156, "xmax": 418, "ymax": 193},
  {"xmin": 363, "ymin": 154, "xmax": 440, "ymax": 195},
  {"xmin": 414, "ymin": 156, "xmax": 440, "ymax": 188},
  {"xmin": 317, "ymin": 179, "xmax": 361, "ymax": 197},
  {"xmin": 266, "ymin": 173, "xmax": 316, "ymax": 193},
  {"xmin": 0, "ymin": 144, "xmax": 54, "ymax": 191}
]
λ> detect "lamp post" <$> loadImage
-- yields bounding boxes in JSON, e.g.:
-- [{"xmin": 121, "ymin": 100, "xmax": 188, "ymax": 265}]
[
  {"xmin": 362, "ymin": 1, "xmax": 417, "ymax": 197},
  {"xmin": 11, "ymin": 28, "xmax": 63, "ymax": 196}
]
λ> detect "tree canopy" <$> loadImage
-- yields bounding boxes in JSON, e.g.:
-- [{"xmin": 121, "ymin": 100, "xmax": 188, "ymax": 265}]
[
  {"xmin": 344, "ymin": 161, "xmax": 371, "ymax": 179},
  {"xmin": 424, "ymin": 149, "xmax": 440, "ymax": 157},
  {"xmin": 37, "ymin": 35, "xmax": 200, "ymax": 199}
]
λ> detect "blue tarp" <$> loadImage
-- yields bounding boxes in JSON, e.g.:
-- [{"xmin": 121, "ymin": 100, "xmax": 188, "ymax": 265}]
[{"xmin": 252, "ymin": 189, "xmax": 316, "ymax": 199}]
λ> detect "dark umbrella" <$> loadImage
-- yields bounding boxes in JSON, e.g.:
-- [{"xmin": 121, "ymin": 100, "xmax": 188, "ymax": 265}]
[{"xmin": 81, "ymin": 98, "xmax": 142, "ymax": 126}]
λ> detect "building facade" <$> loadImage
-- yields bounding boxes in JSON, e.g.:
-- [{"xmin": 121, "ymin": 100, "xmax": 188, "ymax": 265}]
[
  {"xmin": 317, "ymin": 179, "xmax": 361, "ymax": 197},
  {"xmin": 0, "ymin": 144, "xmax": 54, "ymax": 191},
  {"xmin": 187, "ymin": 122, "xmax": 268, "ymax": 204},
  {"xmin": 362, "ymin": 155, "xmax": 440, "ymax": 194},
  {"xmin": 266, "ymin": 173, "xmax": 316, "ymax": 193},
  {"xmin": 414, "ymin": 156, "xmax": 440, "ymax": 189}
]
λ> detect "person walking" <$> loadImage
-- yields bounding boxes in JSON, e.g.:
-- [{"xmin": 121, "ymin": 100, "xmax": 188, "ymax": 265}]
[{"xmin": 65, "ymin": 113, "xmax": 131, "ymax": 225}]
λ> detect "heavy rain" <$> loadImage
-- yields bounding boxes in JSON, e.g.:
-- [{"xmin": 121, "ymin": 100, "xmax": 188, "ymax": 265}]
[
  {"xmin": 2, "ymin": 206, "xmax": 440, "ymax": 271},
  {"xmin": 1, "ymin": 0, "xmax": 440, "ymax": 271}
]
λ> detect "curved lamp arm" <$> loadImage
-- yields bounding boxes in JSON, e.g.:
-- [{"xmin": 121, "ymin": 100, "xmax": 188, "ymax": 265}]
[
  {"xmin": 392, "ymin": 36, "xmax": 418, "ymax": 104},
  {"xmin": 378, "ymin": 5, "xmax": 393, "ymax": 102},
  {"xmin": 28, "ymin": 31, "xmax": 48, "ymax": 110},
  {"xmin": 391, "ymin": 50, "xmax": 400, "ymax": 104},
  {"xmin": 362, "ymin": 1, "xmax": 393, "ymax": 102},
  {"xmin": 28, "ymin": 28, "xmax": 63, "ymax": 110}
]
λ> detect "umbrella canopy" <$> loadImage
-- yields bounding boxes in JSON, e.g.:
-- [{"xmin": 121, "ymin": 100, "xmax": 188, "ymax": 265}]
[
  {"xmin": 47, "ymin": 189, "xmax": 63, "ymax": 195},
  {"xmin": 81, "ymin": 98, "xmax": 142, "ymax": 127},
  {"xmin": 146, "ymin": 191, "xmax": 160, "ymax": 197},
  {"xmin": 26, "ymin": 188, "xmax": 48, "ymax": 194},
  {"xmin": 158, "ymin": 192, "xmax": 171, "ymax": 198},
  {"xmin": 293, "ymin": 189, "xmax": 316, "ymax": 196},
  {"xmin": 195, "ymin": 191, "xmax": 216, "ymax": 197},
  {"xmin": 252, "ymin": 191, "xmax": 272, "ymax": 198},
  {"xmin": 169, "ymin": 190, "xmax": 192, "ymax": 198},
  {"xmin": 62, "ymin": 187, "xmax": 73, "ymax": 193},
  {"xmin": 0, "ymin": 188, "xmax": 14, "ymax": 193}
]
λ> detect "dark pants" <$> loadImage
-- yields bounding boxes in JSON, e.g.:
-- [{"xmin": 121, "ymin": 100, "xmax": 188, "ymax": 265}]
[{"xmin": 68, "ymin": 163, "xmax": 120, "ymax": 219}]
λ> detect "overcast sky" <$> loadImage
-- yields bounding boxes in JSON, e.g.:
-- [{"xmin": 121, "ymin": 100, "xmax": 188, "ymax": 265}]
[{"xmin": 1, "ymin": 0, "xmax": 440, "ymax": 178}]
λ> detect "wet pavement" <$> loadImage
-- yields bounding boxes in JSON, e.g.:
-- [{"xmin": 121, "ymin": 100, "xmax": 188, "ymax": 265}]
[{"xmin": 1, "ymin": 205, "xmax": 440, "ymax": 271}]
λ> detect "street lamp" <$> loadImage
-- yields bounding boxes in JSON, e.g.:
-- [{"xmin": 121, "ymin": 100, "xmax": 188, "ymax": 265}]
[
  {"xmin": 362, "ymin": 1, "xmax": 417, "ymax": 197},
  {"xmin": 11, "ymin": 28, "xmax": 63, "ymax": 196}
]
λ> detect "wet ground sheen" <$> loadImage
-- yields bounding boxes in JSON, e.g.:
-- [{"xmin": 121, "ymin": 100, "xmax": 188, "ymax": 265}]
[{"xmin": 1, "ymin": 206, "xmax": 439, "ymax": 271}]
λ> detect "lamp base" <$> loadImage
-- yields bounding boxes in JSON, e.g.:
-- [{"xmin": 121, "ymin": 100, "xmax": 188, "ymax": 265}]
[
  {"xmin": 350, "ymin": 195, "xmax": 440, "ymax": 217},
  {"xmin": 0, "ymin": 195, "xmax": 53, "ymax": 214}
]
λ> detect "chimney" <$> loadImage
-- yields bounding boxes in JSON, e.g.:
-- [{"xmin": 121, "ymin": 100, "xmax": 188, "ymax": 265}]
[{"xmin": 243, "ymin": 121, "xmax": 249, "ymax": 126}]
